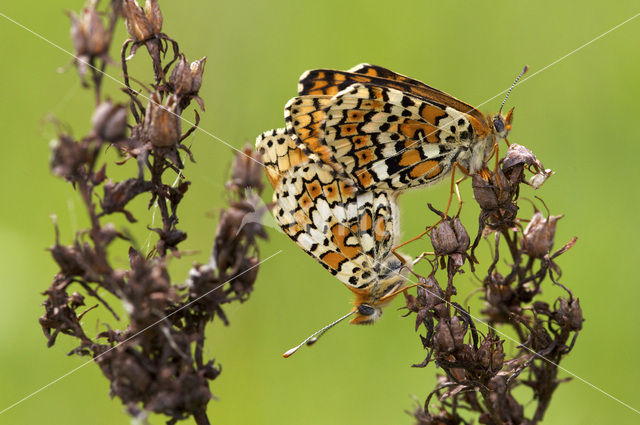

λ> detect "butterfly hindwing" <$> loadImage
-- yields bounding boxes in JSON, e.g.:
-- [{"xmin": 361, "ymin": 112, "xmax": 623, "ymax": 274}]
[
  {"xmin": 257, "ymin": 129, "xmax": 402, "ymax": 292},
  {"xmin": 255, "ymin": 128, "xmax": 310, "ymax": 187}
]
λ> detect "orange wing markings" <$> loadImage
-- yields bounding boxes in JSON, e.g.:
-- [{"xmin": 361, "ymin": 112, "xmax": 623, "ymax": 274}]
[
  {"xmin": 355, "ymin": 148, "xmax": 376, "ymax": 167},
  {"xmin": 358, "ymin": 210, "xmax": 373, "ymax": 232},
  {"xmin": 330, "ymin": 223, "xmax": 362, "ymax": 259},
  {"xmin": 320, "ymin": 251, "xmax": 349, "ymax": 270},
  {"xmin": 374, "ymin": 216, "xmax": 388, "ymax": 243},
  {"xmin": 419, "ymin": 103, "xmax": 448, "ymax": 125},
  {"xmin": 352, "ymin": 135, "xmax": 372, "ymax": 149},
  {"xmin": 399, "ymin": 121, "xmax": 440, "ymax": 143},
  {"xmin": 409, "ymin": 161, "xmax": 441, "ymax": 179},
  {"xmin": 466, "ymin": 114, "xmax": 491, "ymax": 138},
  {"xmin": 356, "ymin": 170, "xmax": 374, "ymax": 189},
  {"xmin": 398, "ymin": 149, "xmax": 421, "ymax": 167}
]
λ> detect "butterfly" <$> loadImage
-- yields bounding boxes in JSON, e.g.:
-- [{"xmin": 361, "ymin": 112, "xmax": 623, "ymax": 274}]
[
  {"xmin": 256, "ymin": 128, "xmax": 411, "ymax": 355},
  {"xmin": 284, "ymin": 63, "xmax": 524, "ymax": 194}
]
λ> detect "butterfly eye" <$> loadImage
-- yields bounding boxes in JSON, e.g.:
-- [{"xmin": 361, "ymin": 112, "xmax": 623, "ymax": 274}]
[
  {"xmin": 357, "ymin": 304, "xmax": 376, "ymax": 316},
  {"xmin": 493, "ymin": 116, "xmax": 505, "ymax": 134}
]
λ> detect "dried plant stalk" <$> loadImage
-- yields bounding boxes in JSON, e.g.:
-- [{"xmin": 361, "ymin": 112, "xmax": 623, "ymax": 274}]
[
  {"xmin": 405, "ymin": 144, "xmax": 580, "ymax": 425},
  {"xmin": 40, "ymin": 1, "xmax": 267, "ymax": 424}
]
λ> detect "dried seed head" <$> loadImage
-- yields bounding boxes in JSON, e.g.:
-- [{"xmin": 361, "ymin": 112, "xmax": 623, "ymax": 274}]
[
  {"xmin": 502, "ymin": 143, "xmax": 541, "ymax": 170},
  {"xmin": 170, "ymin": 55, "xmax": 207, "ymax": 99},
  {"xmin": 144, "ymin": 0, "xmax": 163, "ymax": 34},
  {"xmin": 449, "ymin": 316, "xmax": 466, "ymax": 348},
  {"xmin": 189, "ymin": 57, "xmax": 206, "ymax": 93},
  {"xmin": 521, "ymin": 211, "xmax": 563, "ymax": 258},
  {"xmin": 476, "ymin": 336, "xmax": 504, "ymax": 373},
  {"xmin": 434, "ymin": 320, "xmax": 455, "ymax": 353},
  {"xmin": 556, "ymin": 298, "xmax": 583, "ymax": 331},
  {"xmin": 228, "ymin": 145, "xmax": 265, "ymax": 192},
  {"xmin": 92, "ymin": 101, "xmax": 127, "ymax": 142},
  {"xmin": 473, "ymin": 168, "xmax": 512, "ymax": 210},
  {"xmin": 502, "ymin": 143, "xmax": 553, "ymax": 189},
  {"xmin": 50, "ymin": 134, "xmax": 91, "ymax": 182},
  {"xmin": 68, "ymin": 7, "xmax": 109, "ymax": 56},
  {"xmin": 430, "ymin": 218, "xmax": 469, "ymax": 257},
  {"xmin": 68, "ymin": 291, "xmax": 85, "ymax": 308},
  {"xmin": 123, "ymin": 0, "xmax": 154, "ymax": 41},
  {"xmin": 169, "ymin": 55, "xmax": 192, "ymax": 93},
  {"xmin": 144, "ymin": 92, "xmax": 181, "ymax": 147}
]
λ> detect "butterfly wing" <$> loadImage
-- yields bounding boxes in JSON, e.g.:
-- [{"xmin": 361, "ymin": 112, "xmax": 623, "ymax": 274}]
[
  {"xmin": 283, "ymin": 95, "xmax": 335, "ymax": 166},
  {"xmin": 256, "ymin": 128, "xmax": 310, "ymax": 188},
  {"xmin": 256, "ymin": 128, "xmax": 399, "ymax": 292},
  {"xmin": 298, "ymin": 83, "xmax": 475, "ymax": 191},
  {"xmin": 298, "ymin": 64, "xmax": 490, "ymax": 134}
]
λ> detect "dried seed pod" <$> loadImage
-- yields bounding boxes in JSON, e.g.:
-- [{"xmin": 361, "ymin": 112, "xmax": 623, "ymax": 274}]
[
  {"xmin": 189, "ymin": 57, "xmax": 206, "ymax": 93},
  {"xmin": 449, "ymin": 316, "xmax": 466, "ymax": 348},
  {"xmin": 169, "ymin": 55, "xmax": 192, "ymax": 93},
  {"xmin": 123, "ymin": 0, "xmax": 154, "ymax": 41},
  {"xmin": 556, "ymin": 298, "xmax": 583, "ymax": 331},
  {"xmin": 227, "ymin": 145, "xmax": 265, "ymax": 192},
  {"xmin": 434, "ymin": 320, "xmax": 455, "ymax": 353},
  {"xmin": 472, "ymin": 168, "xmax": 512, "ymax": 211},
  {"xmin": 430, "ymin": 217, "xmax": 469, "ymax": 265},
  {"xmin": 92, "ymin": 101, "xmax": 127, "ymax": 142},
  {"xmin": 144, "ymin": 92, "xmax": 181, "ymax": 147},
  {"xmin": 68, "ymin": 292, "xmax": 85, "ymax": 308},
  {"xmin": 521, "ymin": 211, "xmax": 563, "ymax": 258},
  {"xmin": 529, "ymin": 168, "xmax": 554, "ymax": 189},
  {"xmin": 49, "ymin": 134, "xmax": 91, "ymax": 182},
  {"xmin": 144, "ymin": 0, "xmax": 163, "ymax": 34},
  {"xmin": 68, "ymin": 7, "xmax": 109, "ymax": 56},
  {"xmin": 502, "ymin": 143, "xmax": 542, "ymax": 170}
]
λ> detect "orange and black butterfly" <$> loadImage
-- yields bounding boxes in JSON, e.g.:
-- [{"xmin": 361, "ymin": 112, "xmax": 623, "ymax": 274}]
[{"xmin": 284, "ymin": 63, "xmax": 524, "ymax": 193}]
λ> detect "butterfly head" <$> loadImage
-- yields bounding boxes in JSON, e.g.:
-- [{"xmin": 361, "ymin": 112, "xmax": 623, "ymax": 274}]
[
  {"xmin": 489, "ymin": 107, "xmax": 515, "ymax": 140},
  {"xmin": 349, "ymin": 255, "xmax": 411, "ymax": 325}
]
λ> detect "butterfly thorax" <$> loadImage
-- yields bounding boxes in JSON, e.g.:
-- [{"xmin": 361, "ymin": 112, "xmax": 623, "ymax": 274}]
[{"xmin": 464, "ymin": 107, "xmax": 515, "ymax": 174}]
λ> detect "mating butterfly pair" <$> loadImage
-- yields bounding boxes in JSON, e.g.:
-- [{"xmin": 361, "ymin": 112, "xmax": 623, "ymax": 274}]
[{"xmin": 255, "ymin": 64, "xmax": 517, "ymax": 355}]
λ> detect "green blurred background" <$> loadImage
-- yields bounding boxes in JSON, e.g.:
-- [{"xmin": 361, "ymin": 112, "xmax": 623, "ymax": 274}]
[{"xmin": 1, "ymin": 1, "xmax": 640, "ymax": 424}]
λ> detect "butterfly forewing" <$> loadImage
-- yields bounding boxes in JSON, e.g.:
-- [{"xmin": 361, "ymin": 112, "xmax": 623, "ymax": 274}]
[
  {"xmin": 317, "ymin": 83, "xmax": 475, "ymax": 191},
  {"xmin": 298, "ymin": 64, "xmax": 490, "ymax": 137}
]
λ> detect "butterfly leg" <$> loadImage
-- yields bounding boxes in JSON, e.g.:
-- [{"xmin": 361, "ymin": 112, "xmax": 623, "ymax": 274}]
[{"xmin": 444, "ymin": 161, "xmax": 469, "ymax": 218}]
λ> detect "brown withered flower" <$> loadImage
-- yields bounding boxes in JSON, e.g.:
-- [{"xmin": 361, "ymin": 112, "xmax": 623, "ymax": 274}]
[
  {"xmin": 122, "ymin": 0, "xmax": 162, "ymax": 42},
  {"xmin": 67, "ymin": 5, "xmax": 112, "ymax": 84},
  {"xmin": 69, "ymin": 6, "xmax": 110, "ymax": 56},
  {"xmin": 170, "ymin": 55, "xmax": 207, "ymax": 95},
  {"xmin": 49, "ymin": 134, "xmax": 91, "ymax": 182},
  {"xmin": 169, "ymin": 55, "xmax": 207, "ymax": 111},
  {"xmin": 227, "ymin": 145, "xmax": 265, "ymax": 193},
  {"xmin": 521, "ymin": 210, "xmax": 563, "ymax": 258},
  {"xmin": 144, "ymin": 92, "xmax": 181, "ymax": 148},
  {"xmin": 430, "ymin": 217, "xmax": 470, "ymax": 268},
  {"xmin": 91, "ymin": 100, "xmax": 127, "ymax": 142}
]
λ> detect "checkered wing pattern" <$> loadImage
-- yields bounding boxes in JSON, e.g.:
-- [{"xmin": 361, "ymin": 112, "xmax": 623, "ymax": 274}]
[
  {"xmin": 256, "ymin": 129, "xmax": 403, "ymax": 294},
  {"xmin": 320, "ymin": 83, "xmax": 479, "ymax": 191},
  {"xmin": 286, "ymin": 65, "xmax": 498, "ymax": 192},
  {"xmin": 256, "ymin": 128, "xmax": 309, "ymax": 188},
  {"xmin": 298, "ymin": 63, "xmax": 490, "ymax": 135}
]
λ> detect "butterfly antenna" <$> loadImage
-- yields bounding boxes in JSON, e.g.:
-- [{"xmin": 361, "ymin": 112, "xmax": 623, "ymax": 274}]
[
  {"xmin": 499, "ymin": 65, "xmax": 529, "ymax": 115},
  {"xmin": 282, "ymin": 310, "xmax": 356, "ymax": 358}
]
